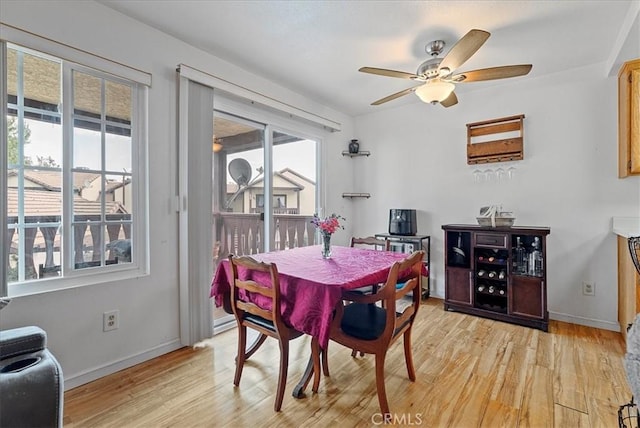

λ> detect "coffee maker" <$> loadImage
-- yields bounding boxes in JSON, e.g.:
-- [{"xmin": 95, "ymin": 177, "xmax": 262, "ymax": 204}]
[{"xmin": 388, "ymin": 209, "xmax": 417, "ymax": 236}]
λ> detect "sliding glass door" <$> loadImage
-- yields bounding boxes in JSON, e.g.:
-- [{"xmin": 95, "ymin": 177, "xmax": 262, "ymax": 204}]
[
  {"xmin": 211, "ymin": 112, "xmax": 319, "ymax": 328},
  {"xmin": 269, "ymin": 129, "xmax": 317, "ymax": 250}
]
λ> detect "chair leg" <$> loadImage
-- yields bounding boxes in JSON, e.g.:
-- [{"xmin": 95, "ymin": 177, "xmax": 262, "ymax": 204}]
[
  {"xmin": 374, "ymin": 352, "xmax": 390, "ymax": 415},
  {"xmin": 234, "ymin": 324, "xmax": 247, "ymax": 387},
  {"xmin": 274, "ymin": 339, "xmax": 289, "ymax": 412},
  {"xmin": 403, "ymin": 329, "xmax": 416, "ymax": 381}
]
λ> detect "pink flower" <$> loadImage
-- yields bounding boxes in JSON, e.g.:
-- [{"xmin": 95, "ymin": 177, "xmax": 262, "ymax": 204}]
[{"xmin": 311, "ymin": 213, "xmax": 345, "ymax": 236}]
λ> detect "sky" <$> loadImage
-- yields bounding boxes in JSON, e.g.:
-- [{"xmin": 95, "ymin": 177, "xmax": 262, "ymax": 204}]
[
  {"xmin": 225, "ymin": 139, "xmax": 317, "ymax": 185},
  {"xmin": 22, "ymin": 119, "xmax": 131, "ymax": 173},
  {"xmin": 21, "ymin": 119, "xmax": 316, "ymax": 185}
]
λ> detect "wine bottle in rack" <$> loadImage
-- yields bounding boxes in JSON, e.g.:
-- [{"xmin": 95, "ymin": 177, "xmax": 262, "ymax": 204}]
[{"xmin": 515, "ymin": 237, "xmax": 526, "ymax": 274}]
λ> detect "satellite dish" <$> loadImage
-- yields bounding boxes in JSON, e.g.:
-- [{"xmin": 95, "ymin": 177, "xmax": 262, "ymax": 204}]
[
  {"xmin": 225, "ymin": 158, "xmax": 253, "ymax": 209},
  {"xmin": 229, "ymin": 158, "xmax": 252, "ymax": 186}
]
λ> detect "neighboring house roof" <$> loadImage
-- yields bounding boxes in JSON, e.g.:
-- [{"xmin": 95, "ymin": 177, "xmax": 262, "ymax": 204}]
[
  {"xmin": 6, "ymin": 188, "xmax": 127, "ymax": 217},
  {"xmin": 245, "ymin": 171, "xmax": 305, "ymax": 191},
  {"xmin": 278, "ymin": 168, "xmax": 315, "ymax": 185},
  {"xmin": 104, "ymin": 179, "xmax": 131, "ymax": 193},
  {"xmin": 226, "ymin": 168, "xmax": 312, "ymax": 194},
  {"xmin": 8, "ymin": 169, "xmax": 100, "ymax": 192}
]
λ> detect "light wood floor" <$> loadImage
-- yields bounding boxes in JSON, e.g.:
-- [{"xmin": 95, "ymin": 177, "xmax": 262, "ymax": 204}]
[{"xmin": 64, "ymin": 299, "xmax": 631, "ymax": 427}]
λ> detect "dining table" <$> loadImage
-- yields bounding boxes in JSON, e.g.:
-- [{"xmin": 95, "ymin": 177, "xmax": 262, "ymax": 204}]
[{"xmin": 210, "ymin": 244, "xmax": 425, "ymax": 397}]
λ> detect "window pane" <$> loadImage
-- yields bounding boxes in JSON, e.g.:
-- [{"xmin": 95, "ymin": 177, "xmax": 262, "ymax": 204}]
[
  {"xmin": 7, "ymin": 47, "xmax": 61, "ymax": 120},
  {"xmin": 105, "ymin": 80, "xmax": 131, "ymax": 134},
  {"xmin": 73, "ymin": 126, "xmax": 101, "ymax": 170},
  {"xmin": 23, "ymin": 52, "xmax": 61, "ymax": 110},
  {"xmin": 106, "ymin": 133, "xmax": 131, "ymax": 172},
  {"xmin": 7, "ymin": 227, "xmax": 40, "ymax": 282},
  {"xmin": 74, "ymin": 71, "xmax": 102, "ymax": 119},
  {"xmin": 5, "ymin": 43, "xmax": 142, "ymax": 288},
  {"xmin": 106, "ymin": 173, "xmax": 132, "ymax": 213},
  {"xmin": 23, "ymin": 118, "xmax": 63, "ymax": 167},
  {"xmin": 6, "ymin": 46, "xmax": 64, "ymax": 284},
  {"xmin": 105, "ymin": 224, "xmax": 131, "ymax": 263}
]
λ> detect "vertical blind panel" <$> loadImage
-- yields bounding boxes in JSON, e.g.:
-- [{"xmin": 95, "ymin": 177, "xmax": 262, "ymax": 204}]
[{"xmin": 178, "ymin": 78, "xmax": 214, "ymax": 344}]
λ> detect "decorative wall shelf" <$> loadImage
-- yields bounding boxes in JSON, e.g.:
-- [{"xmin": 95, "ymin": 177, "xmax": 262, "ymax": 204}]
[
  {"xmin": 467, "ymin": 114, "xmax": 524, "ymax": 164},
  {"xmin": 342, "ymin": 193, "xmax": 371, "ymax": 199},
  {"xmin": 341, "ymin": 151, "xmax": 370, "ymax": 157}
]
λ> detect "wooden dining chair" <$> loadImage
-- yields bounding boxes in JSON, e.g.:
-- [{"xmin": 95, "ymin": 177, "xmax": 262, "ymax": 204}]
[
  {"xmin": 228, "ymin": 254, "xmax": 303, "ymax": 412},
  {"xmin": 312, "ymin": 250, "xmax": 424, "ymax": 415},
  {"xmin": 350, "ymin": 236, "xmax": 390, "ymax": 251},
  {"xmin": 349, "ymin": 237, "xmax": 391, "ymax": 297},
  {"xmin": 348, "ymin": 236, "xmax": 392, "ymax": 357}
]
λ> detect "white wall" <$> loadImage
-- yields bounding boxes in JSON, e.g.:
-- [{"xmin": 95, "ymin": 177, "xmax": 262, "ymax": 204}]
[
  {"xmin": 0, "ymin": 0, "xmax": 354, "ymax": 388},
  {"xmin": 352, "ymin": 60, "xmax": 640, "ymax": 330}
]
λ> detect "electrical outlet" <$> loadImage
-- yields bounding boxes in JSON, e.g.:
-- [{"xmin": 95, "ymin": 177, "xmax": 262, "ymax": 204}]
[
  {"xmin": 103, "ymin": 310, "xmax": 119, "ymax": 331},
  {"xmin": 582, "ymin": 281, "xmax": 595, "ymax": 296}
]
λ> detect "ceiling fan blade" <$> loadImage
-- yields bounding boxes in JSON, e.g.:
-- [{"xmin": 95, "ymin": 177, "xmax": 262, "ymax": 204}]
[
  {"xmin": 440, "ymin": 91, "xmax": 458, "ymax": 108},
  {"xmin": 452, "ymin": 64, "xmax": 533, "ymax": 82},
  {"xmin": 439, "ymin": 29, "xmax": 490, "ymax": 73},
  {"xmin": 371, "ymin": 85, "xmax": 421, "ymax": 105},
  {"xmin": 359, "ymin": 66, "xmax": 418, "ymax": 79}
]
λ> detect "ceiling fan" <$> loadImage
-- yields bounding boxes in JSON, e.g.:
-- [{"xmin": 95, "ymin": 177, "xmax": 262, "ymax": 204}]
[{"xmin": 359, "ymin": 29, "xmax": 532, "ymax": 108}]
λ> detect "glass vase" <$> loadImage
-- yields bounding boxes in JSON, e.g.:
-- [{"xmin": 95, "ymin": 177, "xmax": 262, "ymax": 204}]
[{"xmin": 321, "ymin": 233, "xmax": 332, "ymax": 259}]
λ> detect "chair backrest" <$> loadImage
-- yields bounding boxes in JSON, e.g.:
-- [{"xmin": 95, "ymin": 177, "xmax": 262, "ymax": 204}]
[
  {"xmin": 629, "ymin": 237, "xmax": 640, "ymax": 275},
  {"xmin": 378, "ymin": 250, "xmax": 424, "ymax": 338},
  {"xmin": 350, "ymin": 236, "xmax": 390, "ymax": 251},
  {"xmin": 228, "ymin": 255, "xmax": 286, "ymax": 333},
  {"xmin": 340, "ymin": 250, "xmax": 424, "ymax": 343}
]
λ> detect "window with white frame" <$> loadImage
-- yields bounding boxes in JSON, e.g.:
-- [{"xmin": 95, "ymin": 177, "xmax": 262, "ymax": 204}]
[{"xmin": 3, "ymin": 40, "xmax": 148, "ymax": 294}]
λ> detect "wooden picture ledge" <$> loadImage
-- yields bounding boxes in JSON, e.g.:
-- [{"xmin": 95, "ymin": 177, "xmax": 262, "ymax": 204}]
[{"xmin": 467, "ymin": 114, "xmax": 525, "ymax": 164}]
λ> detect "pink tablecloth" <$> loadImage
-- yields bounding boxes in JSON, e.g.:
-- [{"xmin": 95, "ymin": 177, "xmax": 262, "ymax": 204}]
[{"xmin": 211, "ymin": 245, "xmax": 416, "ymax": 349}]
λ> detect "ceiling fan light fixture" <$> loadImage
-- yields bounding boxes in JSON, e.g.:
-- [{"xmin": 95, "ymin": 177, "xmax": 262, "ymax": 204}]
[{"xmin": 415, "ymin": 80, "xmax": 455, "ymax": 104}]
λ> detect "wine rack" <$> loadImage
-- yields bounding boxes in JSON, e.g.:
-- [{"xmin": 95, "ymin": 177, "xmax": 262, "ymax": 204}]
[
  {"xmin": 442, "ymin": 224, "xmax": 550, "ymax": 331},
  {"xmin": 474, "ymin": 248, "xmax": 509, "ymax": 313}
]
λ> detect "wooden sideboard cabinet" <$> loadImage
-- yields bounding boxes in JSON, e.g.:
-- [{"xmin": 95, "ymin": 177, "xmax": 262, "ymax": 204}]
[
  {"xmin": 619, "ymin": 235, "xmax": 640, "ymax": 341},
  {"xmin": 619, "ymin": 58, "xmax": 640, "ymax": 177},
  {"xmin": 442, "ymin": 224, "xmax": 551, "ymax": 331}
]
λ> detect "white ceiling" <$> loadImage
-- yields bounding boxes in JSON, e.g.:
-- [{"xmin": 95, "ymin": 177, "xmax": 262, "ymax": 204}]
[{"xmin": 97, "ymin": 0, "xmax": 638, "ymax": 117}]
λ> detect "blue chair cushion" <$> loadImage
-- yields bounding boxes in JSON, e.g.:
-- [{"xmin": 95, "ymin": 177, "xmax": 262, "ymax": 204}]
[
  {"xmin": 341, "ymin": 302, "xmax": 413, "ymax": 341},
  {"xmin": 244, "ymin": 313, "xmax": 276, "ymax": 332},
  {"xmin": 341, "ymin": 303, "xmax": 386, "ymax": 340}
]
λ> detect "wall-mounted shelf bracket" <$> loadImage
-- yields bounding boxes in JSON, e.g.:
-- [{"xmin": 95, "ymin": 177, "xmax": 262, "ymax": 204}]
[
  {"xmin": 342, "ymin": 192, "xmax": 371, "ymax": 199},
  {"xmin": 342, "ymin": 151, "xmax": 370, "ymax": 157}
]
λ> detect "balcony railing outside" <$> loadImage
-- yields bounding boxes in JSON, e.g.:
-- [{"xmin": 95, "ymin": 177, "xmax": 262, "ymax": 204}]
[
  {"xmin": 213, "ymin": 212, "xmax": 317, "ymax": 267},
  {"xmin": 7, "ymin": 212, "xmax": 316, "ymax": 281},
  {"xmin": 250, "ymin": 207, "xmax": 300, "ymax": 215},
  {"xmin": 7, "ymin": 214, "xmax": 130, "ymax": 281}
]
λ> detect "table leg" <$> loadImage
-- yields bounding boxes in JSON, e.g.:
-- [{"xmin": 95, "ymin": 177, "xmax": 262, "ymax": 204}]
[
  {"xmin": 292, "ymin": 354, "xmax": 315, "ymax": 398},
  {"xmin": 293, "ymin": 338, "xmax": 329, "ymax": 398}
]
